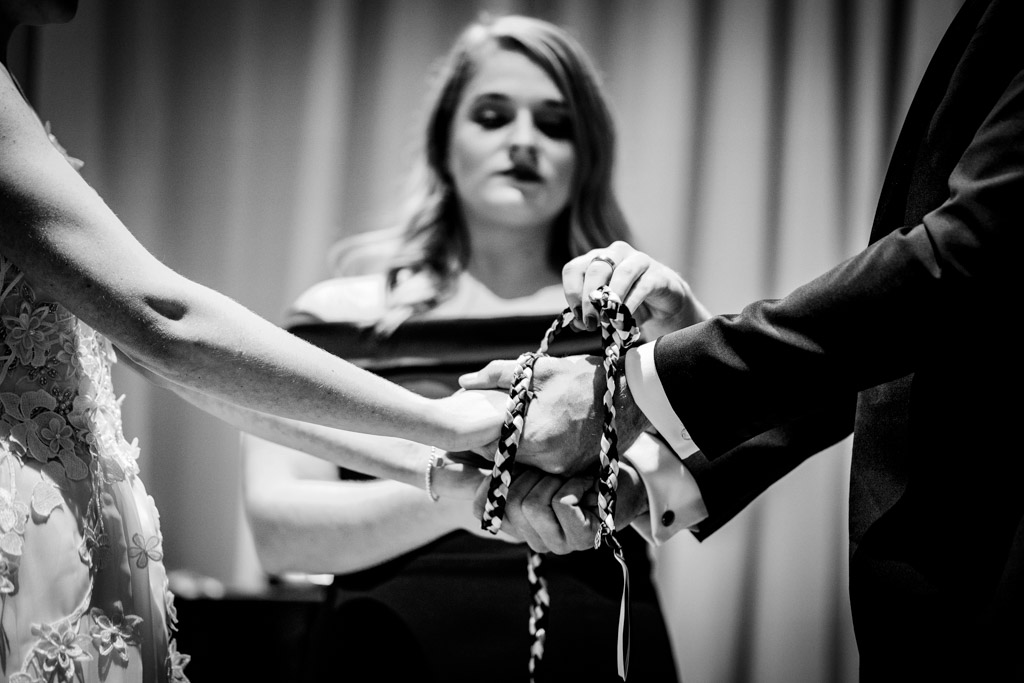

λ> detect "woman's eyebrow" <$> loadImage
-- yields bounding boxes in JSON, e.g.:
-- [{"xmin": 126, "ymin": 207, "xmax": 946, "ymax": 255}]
[
  {"xmin": 471, "ymin": 92, "xmax": 567, "ymax": 107},
  {"xmin": 470, "ymin": 92, "xmax": 512, "ymax": 103}
]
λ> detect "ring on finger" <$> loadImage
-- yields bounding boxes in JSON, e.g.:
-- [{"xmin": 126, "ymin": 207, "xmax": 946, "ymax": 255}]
[{"xmin": 589, "ymin": 254, "xmax": 616, "ymax": 269}]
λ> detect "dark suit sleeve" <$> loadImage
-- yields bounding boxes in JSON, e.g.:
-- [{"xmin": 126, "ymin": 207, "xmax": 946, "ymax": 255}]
[
  {"xmin": 687, "ymin": 396, "xmax": 855, "ymax": 539},
  {"xmin": 656, "ymin": 65, "xmax": 1024, "ymax": 458},
  {"xmin": 655, "ymin": 54, "xmax": 1024, "ymax": 534}
]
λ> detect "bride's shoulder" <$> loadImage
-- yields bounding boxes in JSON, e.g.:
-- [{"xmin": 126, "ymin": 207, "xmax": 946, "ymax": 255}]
[{"xmin": 285, "ymin": 274, "xmax": 388, "ymax": 326}]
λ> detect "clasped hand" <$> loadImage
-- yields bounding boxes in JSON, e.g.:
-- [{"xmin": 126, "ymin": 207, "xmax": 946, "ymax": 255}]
[
  {"xmin": 468, "ymin": 459, "xmax": 650, "ymax": 554},
  {"xmin": 453, "ymin": 240, "xmax": 709, "ymax": 552},
  {"xmin": 450, "ymin": 363, "xmax": 650, "ymax": 552}
]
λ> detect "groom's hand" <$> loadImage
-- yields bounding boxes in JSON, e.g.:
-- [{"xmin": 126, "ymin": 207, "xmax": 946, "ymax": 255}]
[{"xmin": 459, "ymin": 354, "xmax": 650, "ymax": 476}]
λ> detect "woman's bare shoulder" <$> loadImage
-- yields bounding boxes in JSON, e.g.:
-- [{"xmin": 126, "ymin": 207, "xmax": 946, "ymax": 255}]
[{"xmin": 285, "ymin": 274, "xmax": 388, "ymax": 326}]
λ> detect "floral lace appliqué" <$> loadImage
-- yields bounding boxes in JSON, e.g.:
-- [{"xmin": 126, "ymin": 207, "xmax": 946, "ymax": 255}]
[
  {"xmin": 167, "ymin": 639, "xmax": 191, "ymax": 683},
  {"xmin": 0, "ymin": 555, "xmax": 17, "ymax": 594},
  {"xmin": 0, "ymin": 487, "xmax": 29, "ymax": 557},
  {"xmin": 30, "ymin": 621, "xmax": 93, "ymax": 682},
  {"xmin": 89, "ymin": 602, "xmax": 142, "ymax": 676},
  {"xmin": 3, "ymin": 303, "xmax": 58, "ymax": 368},
  {"xmin": 127, "ymin": 533, "xmax": 163, "ymax": 569},
  {"xmin": 0, "ymin": 248, "xmax": 187, "ymax": 680}
]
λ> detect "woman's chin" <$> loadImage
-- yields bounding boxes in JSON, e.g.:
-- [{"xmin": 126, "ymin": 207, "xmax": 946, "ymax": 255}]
[{"xmin": 471, "ymin": 194, "xmax": 560, "ymax": 226}]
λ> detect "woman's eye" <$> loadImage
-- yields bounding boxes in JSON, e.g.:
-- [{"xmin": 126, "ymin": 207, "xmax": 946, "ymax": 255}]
[
  {"xmin": 534, "ymin": 112, "xmax": 573, "ymax": 141},
  {"xmin": 471, "ymin": 105, "xmax": 512, "ymax": 129}
]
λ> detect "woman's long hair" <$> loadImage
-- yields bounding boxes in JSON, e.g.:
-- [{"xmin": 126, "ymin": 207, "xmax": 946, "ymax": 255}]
[{"xmin": 371, "ymin": 14, "xmax": 632, "ymax": 334}]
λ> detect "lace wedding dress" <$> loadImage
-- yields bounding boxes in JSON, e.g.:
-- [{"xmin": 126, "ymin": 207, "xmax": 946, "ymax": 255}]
[{"xmin": 0, "ymin": 130, "xmax": 188, "ymax": 682}]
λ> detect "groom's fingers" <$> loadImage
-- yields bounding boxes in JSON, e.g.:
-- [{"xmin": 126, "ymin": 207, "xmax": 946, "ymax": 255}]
[
  {"xmin": 504, "ymin": 470, "xmax": 549, "ymax": 553},
  {"xmin": 459, "ymin": 360, "xmax": 519, "ymax": 390},
  {"xmin": 521, "ymin": 475, "xmax": 570, "ymax": 551},
  {"xmin": 551, "ymin": 478, "xmax": 602, "ymax": 552}
]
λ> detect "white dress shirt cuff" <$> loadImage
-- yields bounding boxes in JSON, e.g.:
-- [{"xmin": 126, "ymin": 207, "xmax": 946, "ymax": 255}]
[{"xmin": 624, "ymin": 343, "xmax": 708, "ymax": 544}]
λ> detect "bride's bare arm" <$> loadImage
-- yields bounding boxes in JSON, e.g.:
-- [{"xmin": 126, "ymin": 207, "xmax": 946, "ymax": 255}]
[
  {"xmin": 116, "ymin": 348, "xmax": 495, "ymax": 495},
  {"xmin": 0, "ymin": 74, "xmax": 498, "ymax": 452},
  {"xmin": 243, "ymin": 436, "xmax": 509, "ymax": 576},
  {"xmin": 113, "ymin": 351, "xmax": 510, "ymax": 573}
]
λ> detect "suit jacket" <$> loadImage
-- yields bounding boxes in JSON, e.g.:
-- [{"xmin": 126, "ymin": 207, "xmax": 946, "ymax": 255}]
[{"xmin": 655, "ymin": 0, "xmax": 1024, "ymax": 678}]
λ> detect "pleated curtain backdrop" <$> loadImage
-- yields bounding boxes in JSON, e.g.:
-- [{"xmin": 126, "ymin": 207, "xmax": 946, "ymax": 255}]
[{"xmin": 22, "ymin": 1, "xmax": 962, "ymax": 680}]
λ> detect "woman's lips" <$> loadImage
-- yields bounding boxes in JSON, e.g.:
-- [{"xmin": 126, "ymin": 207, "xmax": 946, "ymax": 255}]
[{"xmin": 503, "ymin": 166, "xmax": 542, "ymax": 182}]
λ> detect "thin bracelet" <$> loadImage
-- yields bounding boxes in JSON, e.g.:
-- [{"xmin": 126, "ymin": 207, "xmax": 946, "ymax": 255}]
[{"xmin": 425, "ymin": 446, "xmax": 440, "ymax": 502}]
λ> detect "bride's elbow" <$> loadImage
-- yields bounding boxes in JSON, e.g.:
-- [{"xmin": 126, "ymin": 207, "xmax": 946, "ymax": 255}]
[{"xmin": 113, "ymin": 294, "xmax": 214, "ymax": 382}]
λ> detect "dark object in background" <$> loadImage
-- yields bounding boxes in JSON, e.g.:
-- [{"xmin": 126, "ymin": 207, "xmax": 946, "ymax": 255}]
[{"xmin": 171, "ymin": 578, "xmax": 325, "ymax": 682}]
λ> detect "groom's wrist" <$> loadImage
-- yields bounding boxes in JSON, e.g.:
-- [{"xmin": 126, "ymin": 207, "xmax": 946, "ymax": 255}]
[{"xmin": 615, "ymin": 356, "xmax": 651, "ymax": 450}]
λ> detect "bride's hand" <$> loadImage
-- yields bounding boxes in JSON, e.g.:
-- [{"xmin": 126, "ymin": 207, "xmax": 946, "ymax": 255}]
[
  {"xmin": 433, "ymin": 451, "xmax": 521, "ymax": 543},
  {"xmin": 431, "ymin": 389, "xmax": 507, "ymax": 453},
  {"xmin": 428, "ymin": 450, "xmax": 489, "ymax": 500}
]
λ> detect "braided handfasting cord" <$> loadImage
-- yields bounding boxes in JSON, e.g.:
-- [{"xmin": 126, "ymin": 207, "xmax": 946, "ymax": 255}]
[{"xmin": 480, "ymin": 286, "xmax": 641, "ymax": 682}]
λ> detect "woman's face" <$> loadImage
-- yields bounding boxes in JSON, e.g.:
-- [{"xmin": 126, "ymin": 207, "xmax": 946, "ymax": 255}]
[{"xmin": 447, "ymin": 46, "xmax": 576, "ymax": 232}]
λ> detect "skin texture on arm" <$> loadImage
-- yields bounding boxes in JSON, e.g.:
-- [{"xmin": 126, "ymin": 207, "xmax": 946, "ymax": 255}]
[
  {"xmin": 0, "ymin": 73, "xmax": 499, "ymax": 452},
  {"xmin": 121, "ymin": 347, "xmax": 512, "ymax": 572},
  {"xmin": 117, "ymin": 349, "xmax": 495, "ymax": 493},
  {"xmin": 243, "ymin": 435, "xmax": 510, "ymax": 575}
]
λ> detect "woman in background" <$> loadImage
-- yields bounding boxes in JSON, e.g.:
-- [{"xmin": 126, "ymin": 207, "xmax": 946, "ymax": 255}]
[
  {"xmin": 244, "ymin": 14, "xmax": 680, "ymax": 682},
  {"xmin": 0, "ymin": 2, "xmax": 502, "ymax": 681}
]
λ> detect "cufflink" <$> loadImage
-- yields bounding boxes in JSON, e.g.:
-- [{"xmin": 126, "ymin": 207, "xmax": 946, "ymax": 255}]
[
  {"xmin": 661, "ymin": 510, "xmax": 675, "ymax": 527},
  {"xmin": 680, "ymin": 427, "xmax": 692, "ymax": 441}
]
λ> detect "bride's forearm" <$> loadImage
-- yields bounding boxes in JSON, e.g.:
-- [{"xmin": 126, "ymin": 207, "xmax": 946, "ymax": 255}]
[
  {"xmin": 0, "ymin": 130, "xmax": 468, "ymax": 450},
  {"xmin": 246, "ymin": 476, "xmax": 470, "ymax": 575},
  {"xmin": 119, "ymin": 348, "xmax": 428, "ymax": 485},
  {"xmin": 118, "ymin": 285, "xmax": 458, "ymax": 448}
]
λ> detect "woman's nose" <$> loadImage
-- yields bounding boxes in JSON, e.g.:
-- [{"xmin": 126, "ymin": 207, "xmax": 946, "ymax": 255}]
[
  {"xmin": 509, "ymin": 143, "xmax": 538, "ymax": 168},
  {"xmin": 508, "ymin": 111, "xmax": 538, "ymax": 165},
  {"xmin": 507, "ymin": 111, "xmax": 540, "ymax": 145}
]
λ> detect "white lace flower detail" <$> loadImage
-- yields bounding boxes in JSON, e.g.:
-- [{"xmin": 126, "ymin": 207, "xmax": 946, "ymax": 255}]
[
  {"xmin": 89, "ymin": 602, "xmax": 143, "ymax": 672},
  {"xmin": 0, "ymin": 487, "xmax": 30, "ymax": 556},
  {"xmin": 8, "ymin": 672, "xmax": 40, "ymax": 683},
  {"xmin": 31, "ymin": 479, "xmax": 64, "ymax": 520},
  {"xmin": 67, "ymin": 376, "xmax": 100, "ymax": 430},
  {"xmin": 2, "ymin": 389, "xmax": 60, "ymax": 460},
  {"xmin": 0, "ymin": 555, "xmax": 17, "ymax": 593},
  {"xmin": 38, "ymin": 414, "xmax": 75, "ymax": 454},
  {"xmin": 31, "ymin": 621, "xmax": 94, "ymax": 682},
  {"xmin": 166, "ymin": 638, "xmax": 191, "ymax": 683},
  {"xmin": 3, "ymin": 303, "xmax": 57, "ymax": 367},
  {"xmin": 127, "ymin": 533, "xmax": 163, "ymax": 569},
  {"xmin": 164, "ymin": 586, "xmax": 179, "ymax": 631},
  {"xmin": 53, "ymin": 335, "xmax": 82, "ymax": 380},
  {"xmin": 1, "ymin": 390, "xmax": 90, "ymax": 480}
]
